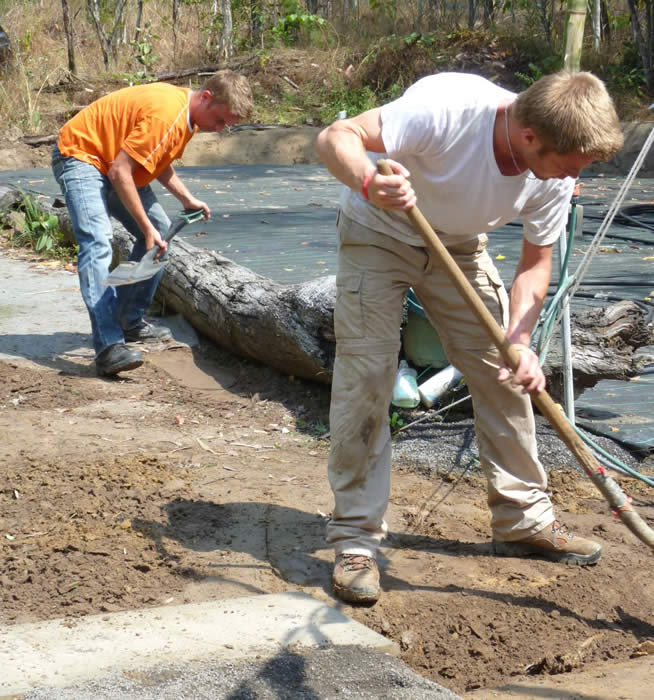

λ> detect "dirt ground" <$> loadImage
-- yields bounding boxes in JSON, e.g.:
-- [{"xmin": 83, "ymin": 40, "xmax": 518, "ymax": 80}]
[{"xmin": 2, "ymin": 131, "xmax": 654, "ymax": 698}]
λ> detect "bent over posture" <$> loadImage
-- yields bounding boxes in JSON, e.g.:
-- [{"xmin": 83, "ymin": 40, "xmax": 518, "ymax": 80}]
[
  {"xmin": 315, "ymin": 71, "xmax": 623, "ymax": 604},
  {"xmin": 53, "ymin": 71, "xmax": 252, "ymax": 376}
]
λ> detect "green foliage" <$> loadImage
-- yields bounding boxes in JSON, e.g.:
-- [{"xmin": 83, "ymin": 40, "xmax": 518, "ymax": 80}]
[
  {"xmin": 269, "ymin": 13, "xmax": 327, "ymax": 47},
  {"xmin": 605, "ymin": 63, "xmax": 646, "ymax": 98},
  {"xmin": 514, "ymin": 55, "xmax": 561, "ymax": 87},
  {"xmin": 317, "ymin": 81, "xmax": 378, "ymax": 124},
  {"xmin": 4, "ymin": 192, "xmax": 68, "ymax": 256},
  {"xmin": 389, "ymin": 411, "xmax": 404, "ymax": 431},
  {"xmin": 370, "ymin": 0, "xmax": 397, "ymax": 21},
  {"xmin": 130, "ymin": 20, "xmax": 160, "ymax": 77}
]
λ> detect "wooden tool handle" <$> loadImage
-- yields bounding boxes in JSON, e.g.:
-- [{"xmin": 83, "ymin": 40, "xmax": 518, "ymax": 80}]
[{"xmin": 376, "ymin": 158, "xmax": 654, "ymax": 551}]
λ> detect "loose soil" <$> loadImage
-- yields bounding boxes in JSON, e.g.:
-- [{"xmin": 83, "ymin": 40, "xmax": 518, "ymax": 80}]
[{"xmin": 2, "ymin": 131, "xmax": 654, "ymax": 698}]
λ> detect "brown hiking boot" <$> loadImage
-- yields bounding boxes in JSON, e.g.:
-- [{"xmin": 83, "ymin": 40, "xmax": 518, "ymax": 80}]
[
  {"xmin": 332, "ymin": 553, "xmax": 380, "ymax": 604},
  {"xmin": 492, "ymin": 520, "xmax": 602, "ymax": 566}
]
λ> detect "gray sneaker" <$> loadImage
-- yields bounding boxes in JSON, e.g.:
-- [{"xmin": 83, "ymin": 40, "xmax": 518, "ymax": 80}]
[
  {"xmin": 332, "ymin": 553, "xmax": 380, "ymax": 604},
  {"xmin": 124, "ymin": 320, "xmax": 172, "ymax": 343}
]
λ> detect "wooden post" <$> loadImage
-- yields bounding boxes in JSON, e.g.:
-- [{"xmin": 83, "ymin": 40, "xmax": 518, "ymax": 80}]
[{"xmin": 563, "ymin": 0, "xmax": 587, "ymax": 71}]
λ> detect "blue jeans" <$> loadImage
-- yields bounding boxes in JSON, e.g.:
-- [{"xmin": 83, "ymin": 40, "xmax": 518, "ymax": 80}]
[{"xmin": 52, "ymin": 144, "xmax": 171, "ymax": 356}]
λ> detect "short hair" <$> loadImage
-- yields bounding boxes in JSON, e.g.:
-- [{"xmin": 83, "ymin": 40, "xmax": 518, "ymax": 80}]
[
  {"xmin": 513, "ymin": 71, "xmax": 623, "ymax": 161},
  {"xmin": 201, "ymin": 70, "xmax": 253, "ymax": 121}
]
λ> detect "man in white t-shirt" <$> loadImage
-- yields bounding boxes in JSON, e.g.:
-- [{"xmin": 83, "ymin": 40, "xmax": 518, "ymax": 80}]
[{"xmin": 315, "ymin": 71, "xmax": 624, "ymax": 604}]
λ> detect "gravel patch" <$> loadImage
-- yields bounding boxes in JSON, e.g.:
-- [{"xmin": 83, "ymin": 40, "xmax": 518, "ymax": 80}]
[
  {"xmin": 393, "ymin": 407, "xmax": 647, "ymax": 478},
  {"xmin": 22, "ymin": 647, "xmax": 460, "ymax": 700}
]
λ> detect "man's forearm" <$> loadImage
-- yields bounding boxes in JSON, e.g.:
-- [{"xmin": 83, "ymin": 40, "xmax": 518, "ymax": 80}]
[
  {"xmin": 108, "ymin": 167, "xmax": 160, "ymax": 246},
  {"xmin": 315, "ymin": 121, "xmax": 376, "ymax": 192},
  {"xmin": 157, "ymin": 166, "xmax": 195, "ymax": 207},
  {"xmin": 506, "ymin": 244, "xmax": 553, "ymax": 346}
]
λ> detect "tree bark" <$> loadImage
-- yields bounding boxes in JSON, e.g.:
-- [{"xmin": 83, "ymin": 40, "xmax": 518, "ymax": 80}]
[
  {"xmin": 86, "ymin": 0, "xmax": 129, "ymax": 69},
  {"xmin": 542, "ymin": 300, "xmax": 654, "ymax": 401},
  {"xmin": 563, "ymin": 0, "xmax": 587, "ymax": 72},
  {"xmin": 592, "ymin": 0, "xmax": 601, "ymax": 51},
  {"xmin": 217, "ymin": 0, "xmax": 234, "ymax": 61},
  {"xmin": 108, "ymin": 223, "xmax": 653, "ymax": 395},
  {"xmin": 0, "ymin": 187, "xmax": 650, "ymax": 397},
  {"xmin": 110, "ymin": 225, "xmax": 337, "ymax": 383},
  {"xmin": 627, "ymin": 0, "xmax": 652, "ymax": 92},
  {"xmin": 61, "ymin": 0, "xmax": 76, "ymax": 75},
  {"xmin": 172, "ymin": 0, "xmax": 179, "ymax": 58}
]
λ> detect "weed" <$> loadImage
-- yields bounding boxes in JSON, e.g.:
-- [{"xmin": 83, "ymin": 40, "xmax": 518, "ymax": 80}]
[
  {"xmin": 3, "ymin": 191, "xmax": 75, "ymax": 260},
  {"xmin": 389, "ymin": 411, "xmax": 404, "ymax": 431},
  {"xmin": 131, "ymin": 20, "xmax": 161, "ymax": 78},
  {"xmin": 514, "ymin": 55, "xmax": 561, "ymax": 87},
  {"xmin": 269, "ymin": 13, "xmax": 328, "ymax": 48},
  {"xmin": 316, "ymin": 80, "xmax": 377, "ymax": 124}
]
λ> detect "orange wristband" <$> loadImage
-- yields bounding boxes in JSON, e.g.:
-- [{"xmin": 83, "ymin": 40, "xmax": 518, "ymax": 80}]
[{"xmin": 361, "ymin": 171, "xmax": 375, "ymax": 200}]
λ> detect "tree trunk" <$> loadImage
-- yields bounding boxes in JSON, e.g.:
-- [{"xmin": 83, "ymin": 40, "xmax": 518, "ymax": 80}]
[
  {"xmin": 542, "ymin": 301, "xmax": 654, "ymax": 402},
  {"xmin": 467, "ymin": 0, "xmax": 475, "ymax": 29},
  {"xmin": 86, "ymin": 0, "xmax": 129, "ymax": 69},
  {"xmin": 482, "ymin": 0, "xmax": 494, "ymax": 27},
  {"xmin": 601, "ymin": 0, "xmax": 611, "ymax": 44},
  {"xmin": 537, "ymin": 0, "xmax": 552, "ymax": 44},
  {"xmin": 111, "ymin": 225, "xmax": 337, "ymax": 383},
  {"xmin": 61, "ymin": 0, "xmax": 76, "ymax": 75},
  {"xmin": 217, "ymin": 0, "xmax": 234, "ymax": 61},
  {"xmin": 172, "ymin": 0, "xmax": 180, "ymax": 57},
  {"xmin": 563, "ymin": 0, "xmax": 587, "ymax": 72},
  {"xmin": 251, "ymin": 0, "xmax": 262, "ymax": 46},
  {"xmin": 134, "ymin": 0, "xmax": 144, "ymax": 42},
  {"xmin": 592, "ymin": 0, "xmax": 601, "ymax": 51},
  {"xmin": 627, "ymin": 0, "xmax": 652, "ymax": 92}
]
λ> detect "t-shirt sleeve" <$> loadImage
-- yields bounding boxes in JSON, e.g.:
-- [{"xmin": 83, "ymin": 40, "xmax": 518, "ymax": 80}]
[
  {"xmin": 380, "ymin": 92, "xmax": 449, "ymax": 159},
  {"xmin": 120, "ymin": 116, "xmax": 171, "ymax": 175},
  {"xmin": 521, "ymin": 178, "xmax": 576, "ymax": 246}
]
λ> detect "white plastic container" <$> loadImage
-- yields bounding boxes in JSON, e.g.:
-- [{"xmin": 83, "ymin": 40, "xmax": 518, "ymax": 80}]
[
  {"xmin": 418, "ymin": 365, "xmax": 464, "ymax": 408},
  {"xmin": 391, "ymin": 360, "xmax": 420, "ymax": 409}
]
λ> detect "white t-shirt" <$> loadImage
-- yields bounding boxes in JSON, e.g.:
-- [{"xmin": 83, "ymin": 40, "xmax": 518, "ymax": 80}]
[{"xmin": 339, "ymin": 73, "xmax": 575, "ymax": 248}]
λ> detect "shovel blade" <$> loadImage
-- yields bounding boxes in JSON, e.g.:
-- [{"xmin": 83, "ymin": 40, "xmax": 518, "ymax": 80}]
[{"xmin": 103, "ymin": 259, "xmax": 168, "ymax": 287}]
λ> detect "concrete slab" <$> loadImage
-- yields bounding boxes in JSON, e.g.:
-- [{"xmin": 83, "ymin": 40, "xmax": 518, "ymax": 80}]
[
  {"xmin": 0, "ymin": 255, "xmax": 92, "ymax": 366},
  {"xmin": 0, "ymin": 255, "xmax": 198, "ymax": 370},
  {"xmin": 0, "ymin": 592, "xmax": 399, "ymax": 696}
]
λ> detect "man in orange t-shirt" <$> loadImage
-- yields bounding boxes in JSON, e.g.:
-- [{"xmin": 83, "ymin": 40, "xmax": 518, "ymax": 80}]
[{"xmin": 52, "ymin": 70, "xmax": 253, "ymax": 376}]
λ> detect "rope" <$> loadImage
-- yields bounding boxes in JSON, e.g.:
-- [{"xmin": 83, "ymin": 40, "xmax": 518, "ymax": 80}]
[
  {"xmin": 531, "ymin": 126, "xmax": 654, "ymax": 487},
  {"xmin": 557, "ymin": 124, "xmax": 654, "ymax": 327}
]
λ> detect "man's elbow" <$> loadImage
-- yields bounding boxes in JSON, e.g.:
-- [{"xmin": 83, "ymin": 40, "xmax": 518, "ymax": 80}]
[
  {"xmin": 314, "ymin": 127, "xmax": 332, "ymax": 163},
  {"xmin": 107, "ymin": 163, "xmax": 126, "ymax": 187}
]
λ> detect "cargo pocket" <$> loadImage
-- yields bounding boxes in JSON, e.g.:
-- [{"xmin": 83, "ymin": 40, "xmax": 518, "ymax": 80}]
[
  {"xmin": 334, "ymin": 272, "xmax": 364, "ymax": 340},
  {"xmin": 483, "ymin": 266, "xmax": 509, "ymax": 330}
]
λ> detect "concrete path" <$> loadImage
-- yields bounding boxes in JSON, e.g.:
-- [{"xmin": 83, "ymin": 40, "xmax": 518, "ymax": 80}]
[{"xmin": 0, "ymin": 591, "xmax": 459, "ymax": 698}]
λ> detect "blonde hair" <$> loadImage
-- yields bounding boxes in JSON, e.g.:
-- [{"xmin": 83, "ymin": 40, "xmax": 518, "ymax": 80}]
[
  {"xmin": 513, "ymin": 71, "xmax": 623, "ymax": 161},
  {"xmin": 201, "ymin": 70, "xmax": 253, "ymax": 121}
]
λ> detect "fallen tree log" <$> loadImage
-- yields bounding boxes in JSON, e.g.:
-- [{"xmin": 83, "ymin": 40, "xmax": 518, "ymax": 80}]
[
  {"xmin": 1, "ymin": 187, "xmax": 650, "ymax": 399},
  {"xmin": 111, "ymin": 222, "xmax": 653, "ymax": 398},
  {"xmin": 111, "ymin": 225, "xmax": 337, "ymax": 383},
  {"xmin": 542, "ymin": 300, "xmax": 654, "ymax": 400}
]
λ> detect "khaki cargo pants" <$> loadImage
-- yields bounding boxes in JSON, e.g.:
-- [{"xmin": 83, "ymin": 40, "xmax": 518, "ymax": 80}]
[{"xmin": 327, "ymin": 212, "xmax": 555, "ymax": 557}]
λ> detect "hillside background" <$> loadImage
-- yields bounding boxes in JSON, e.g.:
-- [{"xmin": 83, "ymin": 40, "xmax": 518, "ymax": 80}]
[{"xmin": 0, "ymin": 0, "xmax": 652, "ymax": 148}]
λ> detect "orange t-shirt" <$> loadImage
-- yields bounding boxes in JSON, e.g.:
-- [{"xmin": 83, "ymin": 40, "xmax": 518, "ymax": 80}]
[{"xmin": 57, "ymin": 83, "xmax": 196, "ymax": 188}]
